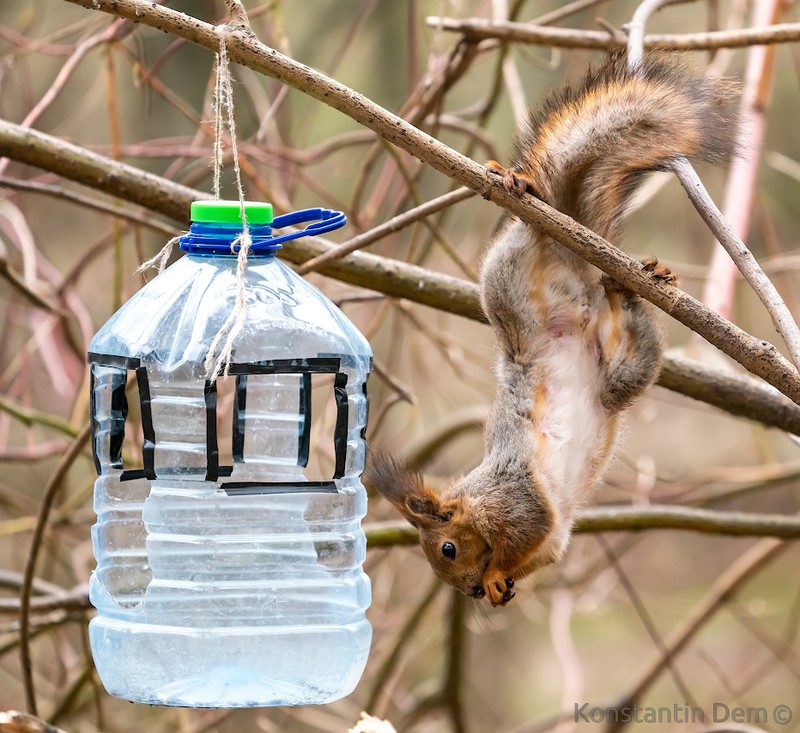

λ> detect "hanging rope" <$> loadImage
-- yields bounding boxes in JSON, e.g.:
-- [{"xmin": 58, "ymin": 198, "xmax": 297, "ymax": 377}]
[
  {"xmin": 137, "ymin": 24, "xmax": 253, "ymax": 378},
  {"xmin": 203, "ymin": 25, "xmax": 252, "ymax": 380}
]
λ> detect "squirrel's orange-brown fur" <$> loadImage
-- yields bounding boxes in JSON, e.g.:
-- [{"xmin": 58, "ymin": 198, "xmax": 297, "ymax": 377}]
[{"xmin": 367, "ymin": 54, "xmax": 737, "ymax": 606}]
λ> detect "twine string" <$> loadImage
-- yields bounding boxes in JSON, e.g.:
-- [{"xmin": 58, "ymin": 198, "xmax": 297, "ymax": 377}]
[
  {"xmin": 136, "ymin": 26, "xmax": 252, "ymax": 378},
  {"xmin": 135, "ymin": 235, "xmax": 181, "ymax": 276},
  {"xmin": 203, "ymin": 25, "xmax": 252, "ymax": 380}
]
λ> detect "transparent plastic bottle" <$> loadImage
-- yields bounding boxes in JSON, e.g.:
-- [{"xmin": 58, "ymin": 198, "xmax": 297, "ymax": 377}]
[{"xmin": 88, "ymin": 201, "xmax": 372, "ymax": 707}]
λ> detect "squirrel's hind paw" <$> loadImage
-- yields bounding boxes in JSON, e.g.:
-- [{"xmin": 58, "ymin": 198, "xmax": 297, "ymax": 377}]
[
  {"xmin": 486, "ymin": 161, "xmax": 539, "ymax": 197},
  {"xmin": 601, "ymin": 257, "xmax": 680, "ymax": 297},
  {"xmin": 641, "ymin": 256, "xmax": 679, "ymax": 286}
]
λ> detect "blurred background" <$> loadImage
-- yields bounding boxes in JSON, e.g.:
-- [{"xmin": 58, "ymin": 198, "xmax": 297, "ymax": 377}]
[{"xmin": 1, "ymin": 0, "xmax": 800, "ymax": 731}]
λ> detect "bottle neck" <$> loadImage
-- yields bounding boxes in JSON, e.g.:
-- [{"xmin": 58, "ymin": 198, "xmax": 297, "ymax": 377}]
[{"xmin": 179, "ymin": 221, "xmax": 280, "ymax": 257}]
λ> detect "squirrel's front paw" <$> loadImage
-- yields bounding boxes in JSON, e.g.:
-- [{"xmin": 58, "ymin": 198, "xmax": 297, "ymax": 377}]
[
  {"xmin": 482, "ymin": 570, "xmax": 516, "ymax": 607},
  {"xmin": 486, "ymin": 161, "xmax": 539, "ymax": 197}
]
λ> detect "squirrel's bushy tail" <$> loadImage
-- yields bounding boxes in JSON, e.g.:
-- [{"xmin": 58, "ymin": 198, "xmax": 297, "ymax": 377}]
[{"xmin": 513, "ymin": 54, "xmax": 738, "ymax": 240}]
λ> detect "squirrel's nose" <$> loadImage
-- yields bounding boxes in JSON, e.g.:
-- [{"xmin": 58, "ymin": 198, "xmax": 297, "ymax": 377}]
[{"xmin": 471, "ymin": 586, "xmax": 486, "ymax": 599}]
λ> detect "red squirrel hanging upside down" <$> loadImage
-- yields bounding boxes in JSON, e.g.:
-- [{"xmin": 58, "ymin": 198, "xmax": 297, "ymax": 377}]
[{"xmin": 366, "ymin": 54, "xmax": 737, "ymax": 607}]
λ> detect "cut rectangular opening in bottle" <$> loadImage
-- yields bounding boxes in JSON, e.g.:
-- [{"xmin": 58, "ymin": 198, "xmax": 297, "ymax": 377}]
[
  {"xmin": 90, "ymin": 360, "xmax": 149, "ymax": 481},
  {"xmin": 214, "ymin": 372, "xmax": 338, "ymax": 483}
]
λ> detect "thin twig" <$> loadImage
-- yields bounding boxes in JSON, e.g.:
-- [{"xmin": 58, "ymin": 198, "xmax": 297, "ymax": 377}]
[
  {"xmin": 434, "ymin": 590, "xmax": 468, "ymax": 733},
  {"xmin": 598, "ymin": 536, "xmax": 696, "ymax": 705},
  {"xmin": 0, "ymin": 392, "xmax": 82, "ymax": 437},
  {"xmin": 0, "ymin": 585, "xmax": 90, "ymax": 614},
  {"xmin": 296, "ymin": 187, "xmax": 475, "ymax": 275},
  {"xmin": 19, "ymin": 422, "xmax": 91, "ymax": 716},
  {"xmin": 625, "ymin": 0, "xmax": 800, "ymax": 373},
  {"xmin": 366, "ymin": 577, "xmax": 442, "ymax": 716},
  {"xmin": 626, "ymin": 0, "xmax": 674, "ymax": 68},
  {"xmin": 0, "ymin": 257, "xmax": 62, "ymax": 314},
  {"xmin": 672, "ymin": 157, "xmax": 800, "ymax": 374},
  {"xmin": 604, "ymin": 538, "xmax": 786, "ymax": 733},
  {"xmin": 0, "ymin": 19, "xmax": 133, "ymax": 180},
  {"xmin": 548, "ymin": 589, "xmax": 584, "ymax": 733},
  {"xmin": 0, "ymin": 175, "xmax": 180, "ymax": 236},
  {"xmin": 700, "ymin": 0, "xmax": 782, "ymax": 320}
]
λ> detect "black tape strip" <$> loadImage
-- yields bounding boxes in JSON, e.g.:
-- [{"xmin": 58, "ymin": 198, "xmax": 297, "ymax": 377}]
[
  {"xmin": 136, "ymin": 366, "xmax": 157, "ymax": 481},
  {"xmin": 89, "ymin": 358, "xmax": 134, "ymax": 474},
  {"xmin": 232, "ymin": 374, "xmax": 247, "ymax": 463},
  {"xmin": 228, "ymin": 357, "xmax": 340, "ymax": 375},
  {"xmin": 88, "ymin": 352, "xmax": 141, "ymax": 370},
  {"xmin": 360, "ymin": 375, "xmax": 369, "ymax": 442},
  {"xmin": 222, "ymin": 480, "xmax": 337, "ymax": 496},
  {"xmin": 204, "ymin": 379, "xmax": 219, "ymax": 482},
  {"xmin": 297, "ymin": 372, "xmax": 311, "ymax": 468},
  {"xmin": 333, "ymin": 371, "xmax": 349, "ymax": 479},
  {"xmin": 89, "ymin": 369, "xmax": 102, "ymax": 474},
  {"xmin": 120, "ymin": 469, "xmax": 147, "ymax": 482}
]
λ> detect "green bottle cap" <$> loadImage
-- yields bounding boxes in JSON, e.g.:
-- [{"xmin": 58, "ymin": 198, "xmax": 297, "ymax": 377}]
[{"xmin": 190, "ymin": 200, "xmax": 274, "ymax": 225}]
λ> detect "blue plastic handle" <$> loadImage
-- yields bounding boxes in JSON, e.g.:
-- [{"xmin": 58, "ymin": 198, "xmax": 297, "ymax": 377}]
[{"xmin": 269, "ymin": 208, "xmax": 346, "ymax": 246}]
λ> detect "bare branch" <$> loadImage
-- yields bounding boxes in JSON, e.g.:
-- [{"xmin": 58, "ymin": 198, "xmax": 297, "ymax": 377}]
[
  {"xmin": 296, "ymin": 187, "xmax": 475, "ymax": 275},
  {"xmin": 0, "ymin": 119, "xmax": 197, "ymax": 223},
  {"xmin": 0, "ymin": 175, "xmax": 180, "ymax": 236},
  {"xmin": 425, "ymin": 17, "xmax": 800, "ymax": 51},
  {"xmin": 626, "ymin": 0, "xmax": 675, "ymax": 67},
  {"xmin": 19, "ymin": 423, "xmax": 91, "ymax": 716},
  {"xmin": 1, "ymin": 115, "xmax": 798, "ymax": 429},
  {"xmin": 605, "ymin": 538, "xmax": 787, "ymax": 733},
  {"xmin": 365, "ymin": 505, "xmax": 800, "ymax": 548},
  {"xmin": 624, "ymin": 0, "xmax": 800, "ymax": 374},
  {"xmin": 673, "ymin": 157, "xmax": 800, "ymax": 373}
]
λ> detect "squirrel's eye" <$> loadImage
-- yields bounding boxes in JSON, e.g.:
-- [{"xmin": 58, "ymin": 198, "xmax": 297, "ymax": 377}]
[{"xmin": 441, "ymin": 541, "xmax": 457, "ymax": 560}]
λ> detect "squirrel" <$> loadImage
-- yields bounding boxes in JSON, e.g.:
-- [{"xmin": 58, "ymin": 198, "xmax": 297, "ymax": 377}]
[{"xmin": 366, "ymin": 53, "xmax": 737, "ymax": 607}]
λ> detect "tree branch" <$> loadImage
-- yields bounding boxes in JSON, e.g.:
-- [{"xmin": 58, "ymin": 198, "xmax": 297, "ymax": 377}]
[
  {"xmin": 365, "ymin": 505, "xmax": 800, "ymax": 548},
  {"xmin": 0, "ymin": 119, "xmax": 197, "ymax": 223},
  {"xmin": 425, "ymin": 17, "xmax": 800, "ymax": 51},
  {"xmin": 19, "ymin": 423, "xmax": 91, "ymax": 716},
  {"xmin": 1, "ymin": 114, "xmax": 798, "ymax": 432},
  {"xmin": 605, "ymin": 538, "xmax": 787, "ymax": 733}
]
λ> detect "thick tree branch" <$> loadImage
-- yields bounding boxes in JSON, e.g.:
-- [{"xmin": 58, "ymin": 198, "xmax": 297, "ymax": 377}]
[
  {"xmin": 658, "ymin": 352, "xmax": 800, "ymax": 433},
  {"xmin": 0, "ymin": 120, "xmax": 196, "ymax": 222},
  {"xmin": 1, "ymin": 119, "xmax": 798, "ymax": 432},
  {"xmin": 0, "ymin": 151, "xmax": 798, "ymax": 435}
]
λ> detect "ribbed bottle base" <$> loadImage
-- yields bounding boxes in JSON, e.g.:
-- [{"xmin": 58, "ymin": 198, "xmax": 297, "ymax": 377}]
[{"xmin": 89, "ymin": 616, "xmax": 371, "ymax": 707}]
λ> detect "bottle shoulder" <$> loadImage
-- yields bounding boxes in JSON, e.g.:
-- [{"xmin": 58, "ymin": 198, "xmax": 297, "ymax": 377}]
[{"xmin": 90, "ymin": 253, "xmax": 371, "ymax": 366}]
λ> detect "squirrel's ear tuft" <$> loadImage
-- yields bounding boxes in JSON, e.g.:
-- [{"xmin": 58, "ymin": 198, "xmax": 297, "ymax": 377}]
[
  {"xmin": 365, "ymin": 448, "xmax": 442, "ymax": 526},
  {"xmin": 407, "ymin": 495, "xmax": 452, "ymax": 525},
  {"xmin": 364, "ymin": 449, "xmax": 423, "ymax": 503}
]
